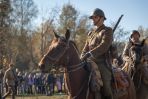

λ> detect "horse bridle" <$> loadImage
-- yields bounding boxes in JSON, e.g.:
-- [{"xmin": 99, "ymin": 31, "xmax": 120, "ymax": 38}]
[
  {"xmin": 44, "ymin": 38, "xmax": 89, "ymax": 99},
  {"xmin": 44, "ymin": 38, "xmax": 70, "ymax": 65},
  {"xmin": 44, "ymin": 37, "xmax": 86, "ymax": 72}
]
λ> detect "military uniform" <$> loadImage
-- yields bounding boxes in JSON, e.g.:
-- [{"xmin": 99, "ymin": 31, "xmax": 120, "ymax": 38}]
[
  {"xmin": 122, "ymin": 30, "xmax": 141, "ymax": 60},
  {"xmin": 122, "ymin": 40, "xmax": 141, "ymax": 76},
  {"xmin": 2, "ymin": 67, "xmax": 16, "ymax": 99},
  {"xmin": 81, "ymin": 24, "xmax": 113, "ymax": 98},
  {"xmin": 122, "ymin": 40, "xmax": 142, "ymax": 61}
]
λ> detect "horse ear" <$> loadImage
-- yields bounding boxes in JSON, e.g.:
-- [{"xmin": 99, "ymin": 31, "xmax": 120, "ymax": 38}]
[
  {"xmin": 53, "ymin": 30, "xmax": 59, "ymax": 38},
  {"xmin": 65, "ymin": 29, "xmax": 70, "ymax": 40}
]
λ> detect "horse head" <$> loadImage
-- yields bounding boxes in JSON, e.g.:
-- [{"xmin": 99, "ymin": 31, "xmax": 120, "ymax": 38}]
[
  {"xmin": 38, "ymin": 29, "xmax": 80, "ymax": 72},
  {"xmin": 38, "ymin": 30, "xmax": 92, "ymax": 99}
]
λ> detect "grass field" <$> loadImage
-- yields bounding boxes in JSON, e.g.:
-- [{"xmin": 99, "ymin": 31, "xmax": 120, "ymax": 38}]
[{"xmin": 7, "ymin": 95, "xmax": 68, "ymax": 99}]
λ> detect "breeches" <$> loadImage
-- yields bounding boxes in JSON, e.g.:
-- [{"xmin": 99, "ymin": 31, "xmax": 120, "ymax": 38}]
[{"xmin": 96, "ymin": 61, "xmax": 113, "ymax": 97}]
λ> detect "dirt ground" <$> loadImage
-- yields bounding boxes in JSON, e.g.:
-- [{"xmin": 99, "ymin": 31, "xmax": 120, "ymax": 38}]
[{"xmin": 7, "ymin": 95, "xmax": 67, "ymax": 99}]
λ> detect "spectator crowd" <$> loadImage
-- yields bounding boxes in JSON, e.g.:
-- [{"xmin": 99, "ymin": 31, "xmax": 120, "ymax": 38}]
[{"xmin": 0, "ymin": 68, "xmax": 64, "ymax": 97}]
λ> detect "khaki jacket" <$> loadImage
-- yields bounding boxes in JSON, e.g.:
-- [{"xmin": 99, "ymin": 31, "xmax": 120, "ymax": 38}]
[
  {"xmin": 122, "ymin": 41, "xmax": 142, "ymax": 74},
  {"xmin": 122, "ymin": 41, "xmax": 141, "ymax": 62},
  {"xmin": 3, "ymin": 67, "xmax": 16, "ymax": 86},
  {"xmin": 81, "ymin": 24, "xmax": 113, "ymax": 62}
]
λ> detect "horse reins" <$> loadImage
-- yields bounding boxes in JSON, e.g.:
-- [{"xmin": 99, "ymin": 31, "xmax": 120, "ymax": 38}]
[
  {"xmin": 44, "ymin": 39, "xmax": 70, "ymax": 64},
  {"xmin": 65, "ymin": 41, "xmax": 90, "ymax": 99},
  {"xmin": 44, "ymin": 38, "xmax": 90, "ymax": 99}
]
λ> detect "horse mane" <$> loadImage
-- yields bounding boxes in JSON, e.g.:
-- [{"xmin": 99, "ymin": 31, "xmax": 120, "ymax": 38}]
[{"xmin": 69, "ymin": 40, "xmax": 80, "ymax": 54}]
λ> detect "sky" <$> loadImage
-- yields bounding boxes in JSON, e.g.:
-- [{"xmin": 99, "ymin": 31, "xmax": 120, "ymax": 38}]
[{"xmin": 34, "ymin": 0, "xmax": 148, "ymax": 32}]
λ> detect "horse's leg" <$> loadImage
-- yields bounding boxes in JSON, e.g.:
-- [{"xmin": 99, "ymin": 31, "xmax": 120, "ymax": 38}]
[{"xmin": 126, "ymin": 76, "xmax": 136, "ymax": 99}]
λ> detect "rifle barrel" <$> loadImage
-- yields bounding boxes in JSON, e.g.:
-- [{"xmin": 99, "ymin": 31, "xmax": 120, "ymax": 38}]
[{"xmin": 113, "ymin": 14, "xmax": 124, "ymax": 33}]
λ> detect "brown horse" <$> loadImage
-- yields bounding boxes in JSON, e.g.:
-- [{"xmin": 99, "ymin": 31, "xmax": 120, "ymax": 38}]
[
  {"xmin": 126, "ymin": 38, "xmax": 148, "ymax": 99},
  {"xmin": 39, "ymin": 29, "xmax": 136, "ymax": 99}
]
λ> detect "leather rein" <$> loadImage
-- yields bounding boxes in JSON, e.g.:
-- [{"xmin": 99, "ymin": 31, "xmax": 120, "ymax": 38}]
[{"xmin": 44, "ymin": 38, "xmax": 90, "ymax": 99}]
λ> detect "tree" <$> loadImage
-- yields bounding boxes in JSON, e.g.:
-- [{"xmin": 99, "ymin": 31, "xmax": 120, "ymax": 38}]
[
  {"xmin": 144, "ymin": 28, "xmax": 148, "ymax": 37},
  {"xmin": 138, "ymin": 26, "xmax": 148, "ymax": 39},
  {"xmin": 11, "ymin": 0, "xmax": 38, "ymax": 31},
  {"xmin": 109, "ymin": 18, "xmax": 131, "ymax": 54},
  {"xmin": 0, "ymin": 0, "xmax": 11, "ymax": 68},
  {"xmin": 75, "ymin": 15, "xmax": 90, "ymax": 52},
  {"xmin": 138, "ymin": 26, "xmax": 145, "ymax": 39},
  {"xmin": 8, "ymin": 0, "xmax": 38, "ymax": 70},
  {"xmin": 59, "ymin": 3, "xmax": 78, "ymax": 40},
  {"xmin": 40, "ymin": 19, "xmax": 55, "ymax": 57}
]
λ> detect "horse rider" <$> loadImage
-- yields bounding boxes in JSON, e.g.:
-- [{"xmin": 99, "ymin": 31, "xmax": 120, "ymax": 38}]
[
  {"xmin": 80, "ymin": 8, "xmax": 113, "ymax": 99},
  {"xmin": 122, "ymin": 30, "xmax": 141, "ymax": 76},
  {"xmin": 2, "ymin": 63, "xmax": 17, "ymax": 99}
]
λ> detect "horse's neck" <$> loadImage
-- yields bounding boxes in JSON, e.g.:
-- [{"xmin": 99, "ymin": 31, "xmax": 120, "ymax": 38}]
[
  {"xmin": 67, "ymin": 44, "xmax": 81, "ymax": 66},
  {"xmin": 65, "ymin": 45, "xmax": 88, "ymax": 97},
  {"xmin": 65, "ymin": 64, "xmax": 88, "ymax": 97}
]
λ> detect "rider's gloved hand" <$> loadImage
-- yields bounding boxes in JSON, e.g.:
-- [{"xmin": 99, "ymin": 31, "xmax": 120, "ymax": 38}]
[{"xmin": 81, "ymin": 52, "xmax": 92, "ymax": 61}]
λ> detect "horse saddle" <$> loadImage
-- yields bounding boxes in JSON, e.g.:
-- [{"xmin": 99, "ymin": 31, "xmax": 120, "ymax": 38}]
[
  {"xmin": 85, "ymin": 60, "xmax": 103, "ymax": 92},
  {"xmin": 112, "ymin": 67, "xmax": 129, "ymax": 96}
]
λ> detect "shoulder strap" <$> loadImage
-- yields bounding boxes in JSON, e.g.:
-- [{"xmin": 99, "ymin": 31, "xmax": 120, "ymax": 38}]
[{"xmin": 87, "ymin": 31, "xmax": 92, "ymax": 36}]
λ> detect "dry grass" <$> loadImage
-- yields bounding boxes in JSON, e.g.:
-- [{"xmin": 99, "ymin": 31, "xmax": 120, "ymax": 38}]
[{"xmin": 7, "ymin": 95, "xmax": 68, "ymax": 99}]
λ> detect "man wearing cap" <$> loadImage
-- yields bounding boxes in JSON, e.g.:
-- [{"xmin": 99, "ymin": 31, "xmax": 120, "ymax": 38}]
[
  {"xmin": 122, "ymin": 30, "xmax": 141, "ymax": 76},
  {"xmin": 2, "ymin": 63, "xmax": 17, "ymax": 99},
  {"xmin": 81, "ymin": 8, "xmax": 113, "ymax": 99}
]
